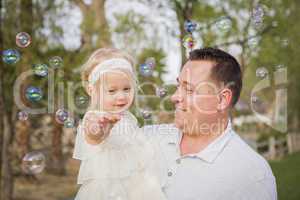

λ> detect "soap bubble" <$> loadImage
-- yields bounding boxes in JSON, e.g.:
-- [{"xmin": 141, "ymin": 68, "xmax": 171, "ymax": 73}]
[
  {"xmin": 75, "ymin": 96, "xmax": 89, "ymax": 108},
  {"xmin": 18, "ymin": 111, "xmax": 28, "ymax": 121},
  {"xmin": 64, "ymin": 118, "xmax": 75, "ymax": 128},
  {"xmin": 141, "ymin": 110, "xmax": 152, "ymax": 119},
  {"xmin": 156, "ymin": 87, "xmax": 167, "ymax": 98},
  {"xmin": 16, "ymin": 32, "xmax": 31, "ymax": 48},
  {"xmin": 22, "ymin": 151, "xmax": 46, "ymax": 175},
  {"xmin": 25, "ymin": 86, "xmax": 43, "ymax": 102},
  {"xmin": 256, "ymin": 67, "xmax": 268, "ymax": 78},
  {"xmin": 55, "ymin": 109, "xmax": 69, "ymax": 124},
  {"xmin": 183, "ymin": 35, "xmax": 195, "ymax": 49},
  {"xmin": 49, "ymin": 56, "xmax": 63, "ymax": 68},
  {"xmin": 216, "ymin": 16, "xmax": 232, "ymax": 32},
  {"xmin": 2, "ymin": 49, "xmax": 20, "ymax": 64},
  {"xmin": 139, "ymin": 63, "xmax": 153, "ymax": 77},
  {"xmin": 184, "ymin": 20, "xmax": 197, "ymax": 33},
  {"xmin": 33, "ymin": 64, "xmax": 48, "ymax": 77},
  {"xmin": 145, "ymin": 57, "xmax": 156, "ymax": 69},
  {"xmin": 248, "ymin": 37, "xmax": 260, "ymax": 48}
]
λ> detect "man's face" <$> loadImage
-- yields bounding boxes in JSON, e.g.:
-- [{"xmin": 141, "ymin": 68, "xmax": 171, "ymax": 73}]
[{"xmin": 171, "ymin": 60, "xmax": 221, "ymax": 135}]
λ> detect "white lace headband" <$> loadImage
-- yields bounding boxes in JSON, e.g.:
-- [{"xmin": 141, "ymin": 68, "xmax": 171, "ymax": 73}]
[{"xmin": 88, "ymin": 58, "xmax": 134, "ymax": 84}]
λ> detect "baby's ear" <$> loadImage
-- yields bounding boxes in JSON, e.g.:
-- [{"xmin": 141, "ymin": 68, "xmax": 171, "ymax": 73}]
[{"xmin": 87, "ymin": 85, "xmax": 93, "ymax": 96}]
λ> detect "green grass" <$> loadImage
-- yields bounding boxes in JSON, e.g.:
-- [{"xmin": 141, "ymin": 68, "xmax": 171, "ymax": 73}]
[{"xmin": 270, "ymin": 152, "xmax": 300, "ymax": 200}]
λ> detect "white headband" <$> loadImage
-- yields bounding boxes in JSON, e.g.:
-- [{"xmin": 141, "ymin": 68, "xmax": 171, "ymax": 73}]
[{"xmin": 88, "ymin": 58, "xmax": 134, "ymax": 84}]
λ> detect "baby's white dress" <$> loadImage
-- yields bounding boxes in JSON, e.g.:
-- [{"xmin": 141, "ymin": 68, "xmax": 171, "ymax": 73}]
[{"xmin": 73, "ymin": 111, "xmax": 166, "ymax": 200}]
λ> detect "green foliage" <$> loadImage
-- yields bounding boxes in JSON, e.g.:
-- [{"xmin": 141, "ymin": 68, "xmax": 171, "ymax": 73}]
[{"xmin": 270, "ymin": 152, "xmax": 300, "ymax": 200}]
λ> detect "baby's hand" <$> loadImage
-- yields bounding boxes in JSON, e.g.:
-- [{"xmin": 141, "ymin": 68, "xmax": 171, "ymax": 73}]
[{"xmin": 82, "ymin": 111, "xmax": 122, "ymax": 144}]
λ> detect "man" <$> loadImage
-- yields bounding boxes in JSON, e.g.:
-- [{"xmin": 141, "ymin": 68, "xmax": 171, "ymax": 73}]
[
  {"xmin": 142, "ymin": 48, "xmax": 277, "ymax": 200},
  {"xmin": 81, "ymin": 47, "xmax": 277, "ymax": 200}
]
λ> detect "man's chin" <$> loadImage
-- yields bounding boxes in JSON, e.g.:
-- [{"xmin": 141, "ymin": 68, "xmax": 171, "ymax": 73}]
[{"xmin": 174, "ymin": 118, "xmax": 183, "ymax": 130}]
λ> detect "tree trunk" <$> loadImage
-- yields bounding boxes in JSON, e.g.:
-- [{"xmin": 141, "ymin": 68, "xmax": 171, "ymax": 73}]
[
  {"xmin": 0, "ymin": 0, "xmax": 14, "ymax": 199},
  {"xmin": 0, "ymin": 115, "xmax": 14, "ymax": 200},
  {"xmin": 47, "ymin": 117, "xmax": 66, "ymax": 175},
  {"xmin": 75, "ymin": 0, "xmax": 112, "ymax": 50},
  {"xmin": 14, "ymin": 0, "xmax": 33, "ymax": 174},
  {"xmin": 0, "ymin": 0, "xmax": 3, "ymax": 189}
]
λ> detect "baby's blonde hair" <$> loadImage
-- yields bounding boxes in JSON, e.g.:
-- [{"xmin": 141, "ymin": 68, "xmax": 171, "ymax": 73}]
[{"xmin": 81, "ymin": 48, "xmax": 135, "ymax": 91}]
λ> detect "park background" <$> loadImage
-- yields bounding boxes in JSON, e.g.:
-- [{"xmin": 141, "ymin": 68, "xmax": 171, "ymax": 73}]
[{"xmin": 0, "ymin": 0, "xmax": 299, "ymax": 199}]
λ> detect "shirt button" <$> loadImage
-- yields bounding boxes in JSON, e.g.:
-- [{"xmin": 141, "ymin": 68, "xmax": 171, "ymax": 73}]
[
  {"xmin": 176, "ymin": 159, "xmax": 181, "ymax": 164},
  {"xmin": 167, "ymin": 171, "xmax": 173, "ymax": 177}
]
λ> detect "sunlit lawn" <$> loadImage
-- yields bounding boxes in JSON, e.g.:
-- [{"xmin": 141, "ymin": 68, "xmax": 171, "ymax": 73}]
[{"xmin": 270, "ymin": 152, "xmax": 300, "ymax": 200}]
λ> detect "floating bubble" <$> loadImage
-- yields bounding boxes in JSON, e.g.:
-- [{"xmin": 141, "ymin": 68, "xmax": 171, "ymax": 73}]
[
  {"xmin": 184, "ymin": 20, "xmax": 197, "ymax": 33},
  {"xmin": 256, "ymin": 67, "xmax": 268, "ymax": 78},
  {"xmin": 156, "ymin": 87, "xmax": 167, "ymax": 98},
  {"xmin": 22, "ymin": 151, "xmax": 46, "ymax": 175},
  {"xmin": 49, "ymin": 56, "xmax": 63, "ymax": 68},
  {"xmin": 2, "ymin": 49, "xmax": 20, "ymax": 64},
  {"xmin": 33, "ymin": 64, "xmax": 48, "ymax": 77},
  {"xmin": 75, "ymin": 96, "xmax": 89, "ymax": 107},
  {"xmin": 145, "ymin": 57, "xmax": 156, "ymax": 69},
  {"xmin": 64, "ymin": 118, "xmax": 75, "ymax": 128},
  {"xmin": 183, "ymin": 34, "xmax": 195, "ymax": 49},
  {"xmin": 16, "ymin": 32, "xmax": 31, "ymax": 48},
  {"xmin": 55, "ymin": 109, "xmax": 69, "ymax": 124},
  {"xmin": 248, "ymin": 37, "xmax": 260, "ymax": 48},
  {"xmin": 252, "ymin": 4, "xmax": 265, "ymax": 28},
  {"xmin": 18, "ymin": 111, "xmax": 28, "ymax": 121},
  {"xmin": 216, "ymin": 16, "xmax": 232, "ymax": 32},
  {"xmin": 141, "ymin": 110, "xmax": 152, "ymax": 119},
  {"xmin": 25, "ymin": 86, "xmax": 43, "ymax": 102},
  {"xmin": 139, "ymin": 63, "xmax": 153, "ymax": 77}
]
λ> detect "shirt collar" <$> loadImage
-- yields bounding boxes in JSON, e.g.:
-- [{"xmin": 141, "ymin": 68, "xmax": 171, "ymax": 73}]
[{"xmin": 175, "ymin": 120, "xmax": 234, "ymax": 164}]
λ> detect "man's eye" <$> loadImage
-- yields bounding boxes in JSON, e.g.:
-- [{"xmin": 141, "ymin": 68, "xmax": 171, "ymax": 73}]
[{"xmin": 186, "ymin": 88, "xmax": 193, "ymax": 93}]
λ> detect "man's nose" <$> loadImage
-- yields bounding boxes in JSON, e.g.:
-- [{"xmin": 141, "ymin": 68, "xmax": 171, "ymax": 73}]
[{"xmin": 171, "ymin": 88, "xmax": 183, "ymax": 104}]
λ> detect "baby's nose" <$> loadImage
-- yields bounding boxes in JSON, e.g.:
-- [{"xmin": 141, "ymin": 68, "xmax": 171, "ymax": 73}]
[{"xmin": 116, "ymin": 91, "xmax": 127, "ymax": 102}]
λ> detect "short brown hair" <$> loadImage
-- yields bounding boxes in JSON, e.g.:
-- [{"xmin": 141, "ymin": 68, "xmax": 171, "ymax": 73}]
[
  {"xmin": 189, "ymin": 47, "xmax": 243, "ymax": 107},
  {"xmin": 81, "ymin": 48, "xmax": 135, "ymax": 90}
]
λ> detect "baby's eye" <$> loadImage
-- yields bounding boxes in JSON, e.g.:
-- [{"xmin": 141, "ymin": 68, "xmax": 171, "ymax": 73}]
[
  {"xmin": 124, "ymin": 87, "xmax": 131, "ymax": 92},
  {"xmin": 108, "ymin": 89, "xmax": 116, "ymax": 94}
]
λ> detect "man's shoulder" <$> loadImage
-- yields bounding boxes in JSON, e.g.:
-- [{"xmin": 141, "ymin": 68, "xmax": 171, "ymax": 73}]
[{"xmin": 226, "ymin": 131, "xmax": 275, "ymax": 181}]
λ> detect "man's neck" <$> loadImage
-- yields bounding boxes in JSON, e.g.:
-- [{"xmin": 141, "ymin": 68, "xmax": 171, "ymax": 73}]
[{"xmin": 180, "ymin": 117, "xmax": 229, "ymax": 156}]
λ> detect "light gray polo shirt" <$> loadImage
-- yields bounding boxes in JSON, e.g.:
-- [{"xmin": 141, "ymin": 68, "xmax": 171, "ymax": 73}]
[{"xmin": 142, "ymin": 121, "xmax": 277, "ymax": 200}]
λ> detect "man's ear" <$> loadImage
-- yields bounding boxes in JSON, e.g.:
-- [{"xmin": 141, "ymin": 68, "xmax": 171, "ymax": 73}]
[{"xmin": 217, "ymin": 88, "xmax": 232, "ymax": 111}]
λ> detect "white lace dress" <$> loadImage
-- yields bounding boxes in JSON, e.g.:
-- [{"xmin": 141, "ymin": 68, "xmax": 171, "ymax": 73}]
[{"xmin": 73, "ymin": 111, "xmax": 166, "ymax": 200}]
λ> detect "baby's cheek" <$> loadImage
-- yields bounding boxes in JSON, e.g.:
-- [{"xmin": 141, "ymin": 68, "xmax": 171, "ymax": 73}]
[{"xmin": 103, "ymin": 95, "xmax": 116, "ymax": 109}]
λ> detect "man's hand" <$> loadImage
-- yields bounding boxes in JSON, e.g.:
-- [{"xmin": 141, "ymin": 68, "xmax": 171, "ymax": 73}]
[{"xmin": 82, "ymin": 111, "xmax": 122, "ymax": 145}]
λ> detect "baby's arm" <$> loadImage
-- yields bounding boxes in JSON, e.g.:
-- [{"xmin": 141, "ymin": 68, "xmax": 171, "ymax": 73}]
[{"xmin": 82, "ymin": 111, "xmax": 121, "ymax": 145}]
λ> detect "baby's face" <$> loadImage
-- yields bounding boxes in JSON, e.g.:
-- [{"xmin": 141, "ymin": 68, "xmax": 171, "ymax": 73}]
[{"xmin": 92, "ymin": 70, "xmax": 134, "ymax": 113}]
